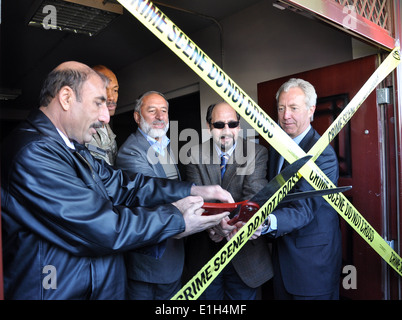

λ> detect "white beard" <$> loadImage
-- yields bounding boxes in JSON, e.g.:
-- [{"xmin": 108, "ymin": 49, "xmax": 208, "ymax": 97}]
[{"xmin": 140, "ymin": 116, "xmax": 169, "ymax": 139}]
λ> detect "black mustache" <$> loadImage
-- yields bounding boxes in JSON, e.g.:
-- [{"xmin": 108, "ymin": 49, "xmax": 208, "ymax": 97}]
[{"xmin": 91, "ymin": 122, "xmax": 104, "ymax": 129}]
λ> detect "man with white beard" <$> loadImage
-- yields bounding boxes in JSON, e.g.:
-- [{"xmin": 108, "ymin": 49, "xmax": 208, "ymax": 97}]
[{"xmin": 116, "ymin": 91, "xmax": 183, "ymax": 299}]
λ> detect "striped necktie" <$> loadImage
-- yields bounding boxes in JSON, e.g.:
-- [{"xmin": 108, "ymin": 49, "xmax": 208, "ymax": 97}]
[{"xmin": 220, "ymin": 154, "xmax": 229, "ymax": 179}]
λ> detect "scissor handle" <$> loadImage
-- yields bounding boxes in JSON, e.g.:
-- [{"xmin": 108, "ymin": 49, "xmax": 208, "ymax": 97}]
[
  {"xmin": 202, "ymin": 200, "xmax": 260, "ymax": 225},
  {"xmin": 201, "ymin": 202, "xmax": 241, "ymax": 215},
  {"xmin": 228, "ymin": 201, "xmax": 260, "ymax": 225}
]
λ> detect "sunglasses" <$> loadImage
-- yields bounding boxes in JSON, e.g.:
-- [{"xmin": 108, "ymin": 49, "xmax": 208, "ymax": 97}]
[{"xmin": 211, "ymin": 121, "xmax": 240, "ymax": 129}]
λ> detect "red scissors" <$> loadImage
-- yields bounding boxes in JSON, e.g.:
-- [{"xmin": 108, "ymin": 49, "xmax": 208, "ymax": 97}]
[
  {"xmin": 200, "ymin": 155, "xmax": 352, "ymax": 226},
  {"xmin": 202, "ymin": 201, "xmax": 260, "ymax": 226}
]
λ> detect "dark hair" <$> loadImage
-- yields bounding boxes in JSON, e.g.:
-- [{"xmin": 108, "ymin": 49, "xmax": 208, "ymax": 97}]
[
  {"xmin": 39, "ymin": 68, "xmax": 108, "ymax": 107},
  {"xmin": 206, "ymin": 102, "xmax": 240, "ymax": 124}
]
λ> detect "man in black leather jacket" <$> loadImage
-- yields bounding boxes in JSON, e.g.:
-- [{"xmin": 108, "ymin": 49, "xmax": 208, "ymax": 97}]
[{"xmin": 0, "ymin": 61, "xmax": 233, "ymax": 299}]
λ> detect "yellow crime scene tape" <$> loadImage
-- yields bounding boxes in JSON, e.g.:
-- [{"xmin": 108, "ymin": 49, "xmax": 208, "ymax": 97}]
[
  {"xmin": 117, "ymin": 0, "xmax": 402, "ymax": 299},
  {"xmin": 175, "ymin": 171, "xmax": 301, "ymax": 300}
]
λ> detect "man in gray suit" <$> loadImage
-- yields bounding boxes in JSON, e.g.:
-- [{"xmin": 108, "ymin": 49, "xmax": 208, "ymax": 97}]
[
  {"xmin": 116, "ymin": 91, "xmax": 183, "ymax": 299},
  {"xmin": 184, "ymin": 102, "xmax": 273, "ymax": 300}
]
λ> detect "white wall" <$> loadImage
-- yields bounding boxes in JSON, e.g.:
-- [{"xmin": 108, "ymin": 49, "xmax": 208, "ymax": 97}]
[{"xmin": 116, "ymin": 0, "xmax": 359, "ymax": 139}]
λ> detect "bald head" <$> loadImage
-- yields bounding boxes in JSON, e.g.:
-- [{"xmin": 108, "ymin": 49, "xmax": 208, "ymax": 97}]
[
  {"xmin": 92, "ymin": 65, "xmax": 108, "ymax": 73},
  {"xmin": 92, "ymin": 65, "xmax": 119, "ymax": 116},
  {"xmin": 56, "ymin": 61, "xmax": 92, "ymax": 73},
  {"xmin": 39, "ymin": 61, "xmax": 110, "ymax": 144},
  {"xmin": 39, "ymin": 61, "xmax": 108, "ymax": 107}
]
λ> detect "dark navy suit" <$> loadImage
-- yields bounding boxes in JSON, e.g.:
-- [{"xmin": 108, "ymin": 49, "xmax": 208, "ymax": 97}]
[{"xmin": 268, "ymin": 127, "xmax": 342, "ymax": 299}]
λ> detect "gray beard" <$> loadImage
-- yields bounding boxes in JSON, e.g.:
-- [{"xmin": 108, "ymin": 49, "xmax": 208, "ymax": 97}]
[{"xmin": 140, "ymin": 116, "xmax": 169, "ymax": 139}]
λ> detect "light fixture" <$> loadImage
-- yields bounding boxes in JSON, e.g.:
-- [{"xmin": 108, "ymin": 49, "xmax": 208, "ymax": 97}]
[
  {"xmin": 28, "ymin": 0, "xmax": 123, "ymax": 36},
  {"xmin": 272, "ymin": 1, "xmax": 286, "ymax": 10},
  {"xmin": 0, "ymin": 88, "xmax": 22, "ymax": 101}
]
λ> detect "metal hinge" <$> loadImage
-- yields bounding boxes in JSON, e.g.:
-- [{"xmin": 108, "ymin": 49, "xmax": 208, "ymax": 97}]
[
  {"xmin": 384, "ymin": 237, "xmax": 395, "ymax": 250},
  {"xmin": 377, "ymin": 87, "xmax": 392, "ymax": 104}
]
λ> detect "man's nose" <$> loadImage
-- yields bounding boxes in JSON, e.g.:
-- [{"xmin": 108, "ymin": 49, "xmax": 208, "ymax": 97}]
[
  {"xmin": 283, "ymin": 108, "xmax": 292, "ymax": 119},
  {"xmin": 99, "ymin": 103, "xmax": 110, "ymax": 124},
  {"xmin": 221, "ymin": 124, "xmax": 231, "ymax": 133},
  {"xmin": 155, "ymin": 109, "xmax": 163, "ymax": 120}
]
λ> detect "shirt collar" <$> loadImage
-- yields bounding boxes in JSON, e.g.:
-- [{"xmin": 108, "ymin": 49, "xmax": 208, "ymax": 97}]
[
  {"xmin": 214, "ymin": 141, "xmax": 237, "ymax": 157},
  {"xmin": 138, "ymin": 127, "xmax": 170, "ymax": 155},
  {"xmin": 293, "ymin": 124, "xmax": 311, "ymax": 145},
  {"xmin": 276, "ymin": 125, "xmax": 311, "ymax": 173},
  {"xmin": 56, "ymin": 128, "xmax": 75, "ymax": 150}
]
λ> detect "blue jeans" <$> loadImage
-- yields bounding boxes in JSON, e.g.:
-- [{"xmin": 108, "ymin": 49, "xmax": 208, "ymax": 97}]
[{"xmin": 198, "ymin": 262, "xmax": 257, "ymax": 300}]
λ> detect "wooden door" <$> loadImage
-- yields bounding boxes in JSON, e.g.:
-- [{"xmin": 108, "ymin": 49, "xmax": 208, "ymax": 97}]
[{"xmin": 257, "ymin": 54, "xmax": 399, "ymax": 300}]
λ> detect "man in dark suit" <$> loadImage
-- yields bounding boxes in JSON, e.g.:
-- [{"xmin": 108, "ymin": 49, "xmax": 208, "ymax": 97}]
[
  {"xmin": 263, "ymin": 78, "xmax": 342, "ymax": 299},
  {"xmin": 116, "ymin": 91, "xmax": 184, "ymax": 299},
  {"xmin": 184, "ymin": 102, "xmax": 273, "ymax": 300}
]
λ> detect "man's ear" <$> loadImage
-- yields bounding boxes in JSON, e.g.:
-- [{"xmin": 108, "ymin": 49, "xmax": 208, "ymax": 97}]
[
  {"xmin": 309, "ymin": 105, "xmax": 316, "ymax": 122},
  {"xmin": 133, "ymin": 111, "xmax": 140, "ymax": 125},
  {"xmin": 58, "ymin": 86, "xmax": 74, "ymax": 111}
]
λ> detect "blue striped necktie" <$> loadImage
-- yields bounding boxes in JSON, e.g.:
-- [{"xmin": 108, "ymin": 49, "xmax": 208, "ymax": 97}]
[{"xmin": 220, "ymin": 154, "xmax": 229, "ymax": 179}]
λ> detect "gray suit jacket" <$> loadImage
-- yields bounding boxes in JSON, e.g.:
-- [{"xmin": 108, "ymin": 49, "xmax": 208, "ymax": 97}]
[
  {"xmin": 116, "ymin": 130, "xmax": 183, "ymax": 284},
  {"xmin": 184, "ymin": 138, "xmax": 273, "ymax": 288}
]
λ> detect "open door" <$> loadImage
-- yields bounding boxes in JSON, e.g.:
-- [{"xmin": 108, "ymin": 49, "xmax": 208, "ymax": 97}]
[{"xmin": 258, "ymin": 54, "xmax": 400, "ymax": 300}]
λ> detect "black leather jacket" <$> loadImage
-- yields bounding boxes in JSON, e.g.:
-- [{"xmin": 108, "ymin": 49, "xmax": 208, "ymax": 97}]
[{"xmin": 1, "ymin": 109, "xmax": 190, "ymax": 299}]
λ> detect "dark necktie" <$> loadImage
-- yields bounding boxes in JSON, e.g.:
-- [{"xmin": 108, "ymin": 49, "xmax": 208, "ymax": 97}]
[{"xmin": 220, "ymin": 154, "xmax": 229, "ymax": 179}]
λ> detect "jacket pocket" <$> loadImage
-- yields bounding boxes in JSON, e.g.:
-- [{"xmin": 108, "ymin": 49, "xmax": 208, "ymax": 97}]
[{"xmin": 295, "ymin": 232, "xmax": 329, "ymax": 248}]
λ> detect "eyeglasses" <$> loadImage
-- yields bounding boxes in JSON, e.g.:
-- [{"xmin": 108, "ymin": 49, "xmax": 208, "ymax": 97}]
[{"xmin": 211, "ymin": 121, "xmax": 240, "ymax": 129}]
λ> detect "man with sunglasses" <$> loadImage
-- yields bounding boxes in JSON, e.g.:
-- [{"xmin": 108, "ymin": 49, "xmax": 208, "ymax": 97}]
[{"xmin": 183, "ymin": 102, "xmax": 273, "ymax": 300}]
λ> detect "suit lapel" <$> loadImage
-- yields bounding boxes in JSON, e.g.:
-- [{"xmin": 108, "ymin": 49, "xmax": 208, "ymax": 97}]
[
  {"xmin": 269, "ymin": 127, "xmax": 316, "ymax": 178},
  {"xmin": 135, "ymin": 130, "xmax": 166, "ymax": 178},
  {"xmin": 298, "ymin": 127, "xmax": 316, "ymax": 151},
  {"xmin": 167, "ymin": 143, "xmax": 181, "ymax": 180},
  {"xmin": 204, "ymin": 139, "xmax": 221, "ymax": 185},
  {"xmin": 222, "ymin": 139, "xmax": 245, "ymax": 189}
]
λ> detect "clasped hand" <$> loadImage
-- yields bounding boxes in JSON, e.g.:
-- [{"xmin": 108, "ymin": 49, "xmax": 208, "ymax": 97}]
[
  {"xmin": 207, "ymin": 217, "xmax": 262, "ymax": 242},
  {"xmin": 172, "ymin": 185, "xmax": 234, "ymax": 239}
]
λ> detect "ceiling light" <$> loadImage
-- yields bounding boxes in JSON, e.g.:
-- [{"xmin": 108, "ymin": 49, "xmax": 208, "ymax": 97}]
[
  {"xmin": 0, "ymin": 88, "xmax": 22, "ymax": 101},
  {"xmin": 28, "ymin": 0, "xmax": 123, "ymax": 36},
  {"xmin": 272, "ymin": 2, "xmax": 286, "ymax": 10}
]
